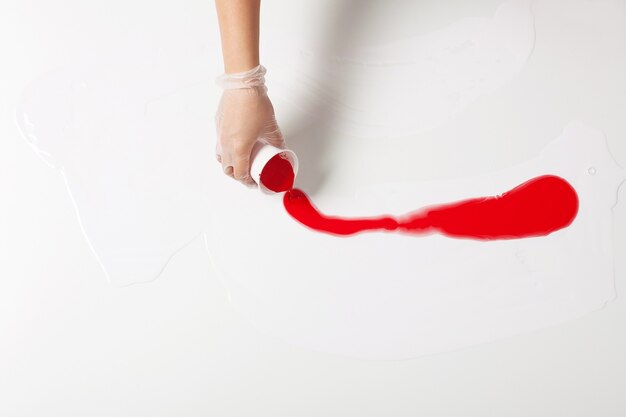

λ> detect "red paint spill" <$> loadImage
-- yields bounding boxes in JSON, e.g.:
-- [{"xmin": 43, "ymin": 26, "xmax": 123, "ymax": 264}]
[
  {"xmin": 260, "ymin": 153, "xmax": 295, "ymax": 192},
  {"xmin": 281, "ymin": 175, "xmax": 578, "ymax": 240},
  {"xmin": 261, "ymin": 155, "xmax": 579, "ymax": 239},
  {"xmin": 284, "ymin": 188, "xmax": 400, "ymax": 235}
]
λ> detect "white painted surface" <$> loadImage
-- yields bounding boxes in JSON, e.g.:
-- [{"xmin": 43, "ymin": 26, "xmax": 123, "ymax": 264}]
[{"xmin": 2, "ymin": 0, "xmax": 626, "ymax": 415}]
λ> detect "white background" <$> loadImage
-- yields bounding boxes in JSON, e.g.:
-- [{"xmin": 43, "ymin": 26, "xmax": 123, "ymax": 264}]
[{"xmin": 2, "ymin": 0, "xmax": 626, "ymax": 416}]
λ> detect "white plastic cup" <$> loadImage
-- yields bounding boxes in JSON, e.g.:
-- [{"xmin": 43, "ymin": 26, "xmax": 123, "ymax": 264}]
[{"xmin": 250, "ymin": 142, "xmax": 299, "ymax": 193}]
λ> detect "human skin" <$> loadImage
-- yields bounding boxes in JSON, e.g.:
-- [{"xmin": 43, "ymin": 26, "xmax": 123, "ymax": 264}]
[
  {"xmin": 215, "ymin": 0, "xmax": 260, "ymax": 73},
  {"xmin": 214, "ymin": 0, "xmax": 284, "ymax": 186}
]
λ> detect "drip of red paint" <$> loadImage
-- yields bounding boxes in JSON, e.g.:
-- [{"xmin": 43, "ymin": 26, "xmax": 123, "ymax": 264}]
[
  {"xmin": 281, "ymin": 175, "xmax": 578, "ymax": 240},
  {"xmin": 260, "ymin": 153, "xmax": 295, "ymax": 192}
]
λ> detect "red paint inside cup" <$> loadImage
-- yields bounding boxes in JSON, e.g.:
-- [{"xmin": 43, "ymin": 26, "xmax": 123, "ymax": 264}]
[{"xmin": 260, "ymin": 153, "xmax": 295, "ymax": 192}]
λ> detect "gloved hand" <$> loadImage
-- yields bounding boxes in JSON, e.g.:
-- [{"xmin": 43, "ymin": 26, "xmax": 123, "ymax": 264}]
[{"xmin": 214, "ymin": 64, "xmax": 285, "ymax": 187}]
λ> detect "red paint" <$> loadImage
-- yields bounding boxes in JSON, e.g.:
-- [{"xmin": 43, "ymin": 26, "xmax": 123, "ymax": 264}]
[
  {"xmin": 281, "ymin": 175, "xmax": 579, "ymax": 240},
  {"xmin": 284, "ymin": 188, "xmax": 399, "ymax": 235},
  {"xmin": 395, "ymin": 175, "xmax": 579, "ymax": 239},
  {"xmin": 260, "ymin": 153, "xmax": 295, "ymax": 192}
]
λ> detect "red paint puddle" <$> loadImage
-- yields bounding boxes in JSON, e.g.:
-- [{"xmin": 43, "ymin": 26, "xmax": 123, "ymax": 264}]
[{"xmin": 261, "ymin": 157, "xmax": 579, "ymax": 240}]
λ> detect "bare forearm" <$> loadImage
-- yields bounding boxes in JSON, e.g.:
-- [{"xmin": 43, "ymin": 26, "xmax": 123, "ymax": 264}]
[{"xmin": 214, "ymin": 0, "xmax": 260, "ymax": 73}]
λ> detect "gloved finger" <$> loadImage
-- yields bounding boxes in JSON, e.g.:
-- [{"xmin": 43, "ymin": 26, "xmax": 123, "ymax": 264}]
[
  {"xmin": 233, "ymin": 153, "xmax": 253, "ymax": 183},
  {"xmin": 242, "ymin": 176, "xmax": 257, "ymax": 188},
  {"xmin": 221, "ymin": 153, "xmax": 235, "ymax": 178},
  {"xmin": 215, "ymin": 141, "xmax": 222, "ymax": 163}
]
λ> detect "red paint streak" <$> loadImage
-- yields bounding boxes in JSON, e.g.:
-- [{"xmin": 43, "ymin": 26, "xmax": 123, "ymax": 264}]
[
  {"xmin": 260, "ymin": 153, "xmax": 295, "ymax": 192},
  {"xmin": 284, "ymin": 188, "xmax": 399, "ymax": 235},
  {"xmin": 282, "ymin": 175, "xmax": 579, "ymax": 240}
]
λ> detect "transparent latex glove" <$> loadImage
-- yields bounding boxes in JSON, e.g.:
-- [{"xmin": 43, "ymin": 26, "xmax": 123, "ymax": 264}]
[{"xmin": 214, "ymin": 64, "xmax": 285, "ymax": 187}]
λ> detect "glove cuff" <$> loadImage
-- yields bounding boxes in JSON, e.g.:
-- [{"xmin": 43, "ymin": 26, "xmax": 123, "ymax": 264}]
[{"xmin": 215, "ymin": 64, "xmax": 267, "ymax": 90}]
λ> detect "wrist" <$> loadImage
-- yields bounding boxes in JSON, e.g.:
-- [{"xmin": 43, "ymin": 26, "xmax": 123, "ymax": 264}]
[
  {"xmin": 224, "ymin": 56, "xmax": 260, "ymax": 74},
  {"xmin": 215, "ymin": 64, "xmax": 267, "ymax": 90}
]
